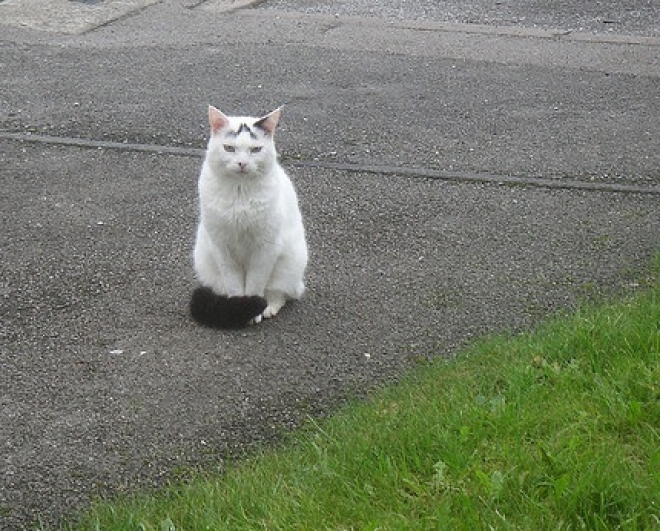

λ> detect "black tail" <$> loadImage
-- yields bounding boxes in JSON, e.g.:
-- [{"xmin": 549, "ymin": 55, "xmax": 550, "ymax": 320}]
[{"xmin": 189, "ymin": 287, "xmax": 267, "ymax": 329}]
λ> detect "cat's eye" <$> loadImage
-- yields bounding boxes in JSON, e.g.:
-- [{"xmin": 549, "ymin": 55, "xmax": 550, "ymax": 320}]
[
  {"xmin": 223, "ymin": 145, "xmax": 236, "ymax": 152},
  {"xmin": 250, "ymin": 146, "xmax": 262, "ymax": 154}
]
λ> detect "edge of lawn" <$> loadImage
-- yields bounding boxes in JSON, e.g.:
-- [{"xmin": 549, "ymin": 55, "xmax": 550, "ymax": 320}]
[{"xmin": 61, "ymin": 254, "xmax": 660, "ymax": 530}]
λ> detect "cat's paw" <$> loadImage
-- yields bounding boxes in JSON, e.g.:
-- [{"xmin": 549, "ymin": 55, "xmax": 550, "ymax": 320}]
[
  {"xmin": 248, "ymin": 306, "xmax": 278, "ymax": 324},
  {"xmin": 262, "ymin": 306, "xmax": 279, "ymax": 319}
]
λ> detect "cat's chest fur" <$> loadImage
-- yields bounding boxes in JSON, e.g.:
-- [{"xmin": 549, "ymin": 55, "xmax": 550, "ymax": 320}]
[{"xmin": 200, "ymin": 176, "xmax": 278, "ymax": 248}]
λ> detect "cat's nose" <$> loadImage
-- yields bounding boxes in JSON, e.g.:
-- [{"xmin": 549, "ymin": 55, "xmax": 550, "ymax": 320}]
[{"xmin": 238, "ymin": 162, "xmax": 247, "ymax": 171}]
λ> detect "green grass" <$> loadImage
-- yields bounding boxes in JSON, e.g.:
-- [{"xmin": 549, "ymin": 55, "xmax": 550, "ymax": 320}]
[{"xmin": 64, "ymin": 265, "xmax": 660, "ymax": 530}]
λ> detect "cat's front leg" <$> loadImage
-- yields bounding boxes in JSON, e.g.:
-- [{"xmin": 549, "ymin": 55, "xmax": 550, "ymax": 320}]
[
  {"xmin": 216, "ymin": 256, "xmax": 246, "ymax": 297},
  {"xmin": 244, "ymin": 245, "xmax": 278, "ymax": 295},
  {"xmin": 244, "ymin": 251, "xmax": 277, "ymax": 321},
  {"xmin": 244, "ymin": 263, "xmax": 272, "ymax": 298},
  {"xmin": 262, "ymin": 290, "xmax": 287, "ymax": 319},
  {"xmin": 204, "ymin": 257, "xmax": 244, "ymax": 296},
  {"xmin": 194, "ymin": 226, "xmax": 242, "ymax": 296}
]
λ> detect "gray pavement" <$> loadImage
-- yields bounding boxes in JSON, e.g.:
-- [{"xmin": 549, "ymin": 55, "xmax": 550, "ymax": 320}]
[
  {"xmin": 261, "ymin": 0, "xmax": 660, "ymax": 36},
  {"xmin": 1, "ymin": 0, "xmax": 659, "ymax": 528}
]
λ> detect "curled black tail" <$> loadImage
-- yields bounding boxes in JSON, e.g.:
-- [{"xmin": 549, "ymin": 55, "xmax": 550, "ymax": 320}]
[{"xmin": 189, "ymin": 287, "xmax": 267, "ymax": 329}]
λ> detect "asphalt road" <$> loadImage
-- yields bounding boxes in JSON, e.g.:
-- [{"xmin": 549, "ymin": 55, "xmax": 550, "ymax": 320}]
[
  {"xmin": 1, "ymin": 0, "xmax": 659, "ymax": 528},
  {"xmin": 261, "ymin": 0, "xmax": 660, "ymax": 36}
]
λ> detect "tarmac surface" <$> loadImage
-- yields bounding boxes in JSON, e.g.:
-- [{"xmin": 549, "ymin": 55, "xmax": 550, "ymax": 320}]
[{"xmin": 1, "ymin": 0, "xmax": 659, "ymax": 528}]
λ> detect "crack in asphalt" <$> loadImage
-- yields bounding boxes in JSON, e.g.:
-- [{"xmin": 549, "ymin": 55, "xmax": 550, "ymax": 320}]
[{"xmin": 2, "ymin": 131, "xmax": 658, "ymax": 195}]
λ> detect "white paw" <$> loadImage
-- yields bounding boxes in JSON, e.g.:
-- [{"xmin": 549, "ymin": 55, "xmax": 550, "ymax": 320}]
[
  {"xmin": 250, "ymin": 314, "xmax": 263, "ymax": 325},
  {"xmin": 262, "ymin": 305, "xmax": 279, "ymax": 319}
]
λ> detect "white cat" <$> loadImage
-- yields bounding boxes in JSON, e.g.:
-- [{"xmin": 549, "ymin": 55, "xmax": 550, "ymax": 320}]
[{"xmin": 190, "ymin": 105, "xmax": 308, "ymax": 328}]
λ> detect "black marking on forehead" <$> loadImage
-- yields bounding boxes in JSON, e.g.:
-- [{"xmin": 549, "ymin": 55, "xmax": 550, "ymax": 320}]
[
  {"xmin": 237, "ymin": 123, "xmax": 252, "ymax": 136},
  {"xmin": 229, "ymin": 122, "xmax": 257, "ymax": 139}
]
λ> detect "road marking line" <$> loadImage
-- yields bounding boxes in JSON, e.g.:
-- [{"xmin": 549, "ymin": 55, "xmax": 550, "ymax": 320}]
[{"xmin": 1, "ymin": 131, "xmax": 658, "ymax": 195}]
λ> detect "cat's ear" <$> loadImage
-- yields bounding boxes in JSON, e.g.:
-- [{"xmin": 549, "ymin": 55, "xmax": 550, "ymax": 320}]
[
  {"xmin": 254, "ymin": 107, "xmax": 282, "ymax": 136},
  {"xmin": 208, "ymin": 105, "xmax": 229, "ymax": 135}
]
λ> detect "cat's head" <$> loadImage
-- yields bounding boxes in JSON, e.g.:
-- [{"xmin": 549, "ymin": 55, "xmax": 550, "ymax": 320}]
[{"xmin": 206, "ymin": 105, "xmax": 281, "ymax": 177}]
